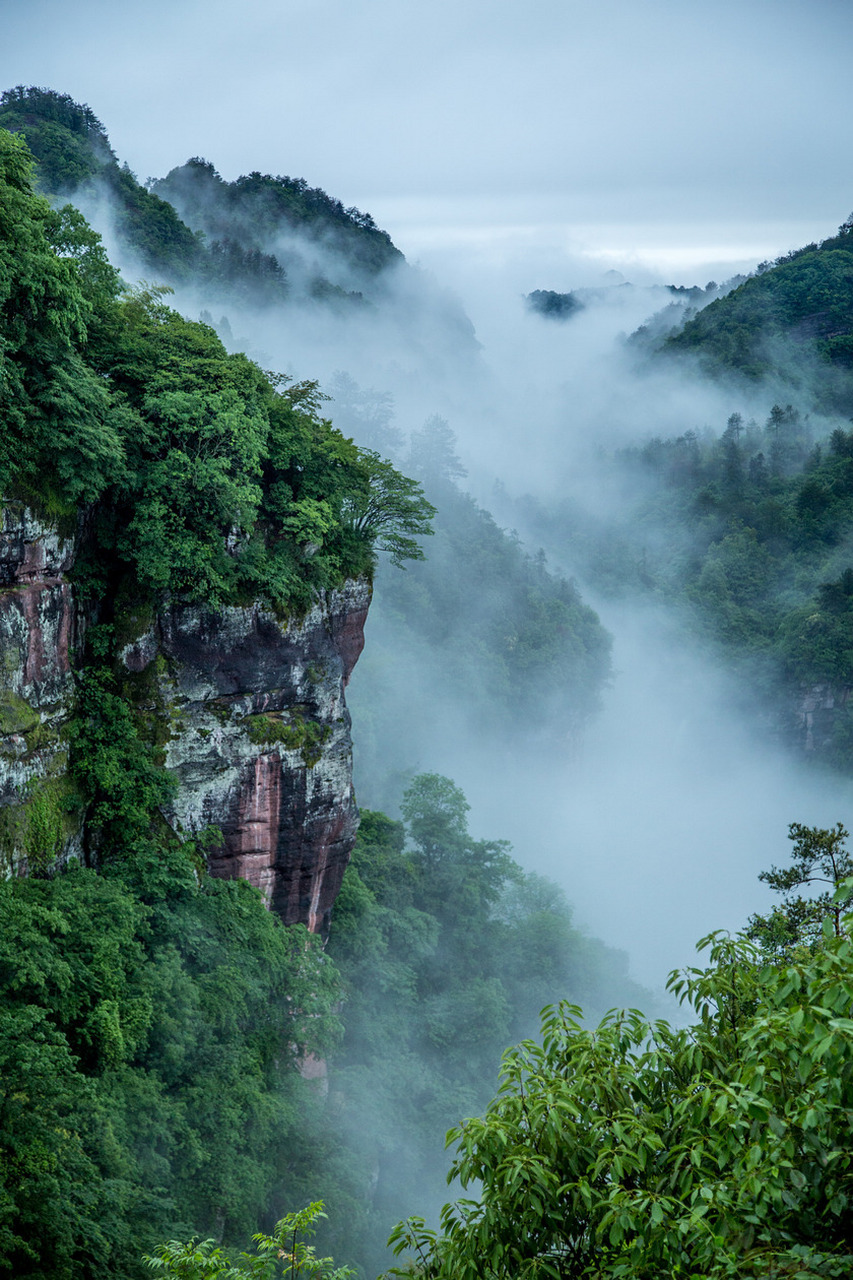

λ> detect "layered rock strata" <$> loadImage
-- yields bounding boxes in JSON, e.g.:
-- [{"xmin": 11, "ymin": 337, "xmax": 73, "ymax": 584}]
[{"xmin": 0, "ymin": 503, "xmax": 370, "ymax": 934}]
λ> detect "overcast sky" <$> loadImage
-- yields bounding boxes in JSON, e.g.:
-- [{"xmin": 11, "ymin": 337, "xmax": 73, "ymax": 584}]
[{"xmin": 4, "ymin": 0, "xmax": 853, "ymax": 280}]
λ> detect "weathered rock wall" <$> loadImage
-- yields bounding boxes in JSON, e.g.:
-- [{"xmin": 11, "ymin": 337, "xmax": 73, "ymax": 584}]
[
  {"xmin": 0, "ymin": 502, "xmax": 82, "ymax": 870},
  {"xmin": 794, "ymin": 682, "xmax": 851, "ymax": 756},
  {"xmin": 0, "ymin": 503, "xmax": 370, "ymax": 933},
  {"xmin": 122, "ymin": 581, "xmax": 370, "ymax": 934}
]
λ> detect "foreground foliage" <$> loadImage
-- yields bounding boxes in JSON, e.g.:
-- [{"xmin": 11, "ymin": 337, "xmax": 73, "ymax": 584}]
[
  {"xmin": 0, "ymin": 858, "xmax": 340, "ymax": 1280},
  {"xmin": 390, "ymin": 913, "xmax": 853, "ymax": 1278},
  {"xmin": 321, "ymin": 776, "xmax": 648, "ymax": 1275},
  {"xmin": 145, "ymin": 1202, "xmax": 353, "ymax": 1280}
]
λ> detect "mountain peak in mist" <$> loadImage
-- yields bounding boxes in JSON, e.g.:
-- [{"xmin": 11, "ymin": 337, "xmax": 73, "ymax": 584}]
[
  {"xmin": 653, "ymin": 222, "xmax": 853, "ymax": 410},
  {"xmin": 150, "ymin": 156, "xmax": 403, "ymax": 282},
  {"xmin": 0, "ymin": 84, "xmax": 405, "ymax": 312}
]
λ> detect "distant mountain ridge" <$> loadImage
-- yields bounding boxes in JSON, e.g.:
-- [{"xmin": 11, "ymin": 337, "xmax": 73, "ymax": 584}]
[
  {"xmin": 151, "ymin": 157, "xmax": 402, "ymax": 283},
  {"xmin": 0, "ymin": 85, "xmax": 402, "ymax": 308}
]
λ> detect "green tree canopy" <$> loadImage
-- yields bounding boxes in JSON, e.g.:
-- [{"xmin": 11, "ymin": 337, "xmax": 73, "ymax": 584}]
[
  {"xmin": 391, "ymin": 917, "xmax": 853, "ymax": 1279},
  {"xmin": 747, "ymin": 822, "xmax": 853, "ymax": 960},
  {"xmin": 340, "ymin": 451, "xmax": 435, "ymax": 569},
  {"xmin": 0, "ymin": 128, "xmax": 433, "ymax": 610},
  {"xmin": 0, "ymin": 128, "xmax": 124, "ymax": 507}
]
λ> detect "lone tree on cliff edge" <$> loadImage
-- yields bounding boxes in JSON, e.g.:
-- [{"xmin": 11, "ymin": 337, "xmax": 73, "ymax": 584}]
[{"xmin": 342, "ymin": 449, "xmax": 435, "ymax": 568}]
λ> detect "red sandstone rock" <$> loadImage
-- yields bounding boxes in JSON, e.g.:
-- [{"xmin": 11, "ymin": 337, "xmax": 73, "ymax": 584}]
[{"xmin": 0, "ymin": 502, "xmax": 370, "ymax": 929}]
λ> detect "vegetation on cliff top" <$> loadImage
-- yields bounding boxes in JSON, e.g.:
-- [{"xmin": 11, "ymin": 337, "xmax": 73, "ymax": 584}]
[{"xmin": 0, "ymin": 126, "xmax": 433, "ymax": 612}]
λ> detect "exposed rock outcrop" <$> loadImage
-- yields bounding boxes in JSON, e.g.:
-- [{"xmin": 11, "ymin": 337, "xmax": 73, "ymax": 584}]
[
  {"xmin": 795, "ymin": 682, "xmax": 851, "ymax": 756},
  {"xmin": 122, "ymin": 582, "xmax": 370, "ymax": 934},
  {"xmin": 0, "ymin": 503, "xmax": 370, "ymax": 933},
  {"xmin": 0, "ymin": 502, "xmax": 82, "ymax": 869}
]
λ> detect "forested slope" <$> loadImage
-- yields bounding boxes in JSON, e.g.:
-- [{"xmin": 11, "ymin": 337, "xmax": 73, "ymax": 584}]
[
  {"xmin": 659, "ymin": 216, "xmax": 853, "ymax": 410},
  {"xmin": 512, "ymin": 400, "xmax": 853, "ymax": 768},
  {"xmin": 0, "ymin": 124, "xmax": 635, "ymax": 1278},
  {"xmin": 0, "ymin": 85, "xmax": 401, "ymax": 307}
]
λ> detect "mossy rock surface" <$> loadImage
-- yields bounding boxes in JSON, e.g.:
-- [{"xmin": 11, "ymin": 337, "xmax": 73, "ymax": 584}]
[
  {"xmin": 0, "ymin": 691, "xmax": 40, "ymax": 736},
  {"xmin": 243, "ymin": 710, "xmax": 331, "ymax": 767},
  {"xmin": 0, "ymin": 771, "xmax": 83, "ymax": 871}
]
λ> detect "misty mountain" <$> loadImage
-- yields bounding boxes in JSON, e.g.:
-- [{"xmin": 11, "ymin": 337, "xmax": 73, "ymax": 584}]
[
  {"xmin": 0, "ymin": 83, "xmax": 609, "ymax": 784},
  {"xmin": 525, "ymin": 277, "xmax": 744, "ymax": 343},
  {"xmin": 525, "ymin": 288, "xmax": 585, "ymax": 319},
  {"xmin": 654, "ymin": 218, "xmax": 853, "ymax": 410},
  {"xmin": 0, "ymin": 82, "xmax": 482, "ymax": 388},
  {"xmin": 502, "ymin": 397, "xmax": 853, "ymax": 772},
  {"xmin": 0, "ymin": 86, "xmax": 419, "ymax": 315},
  {"xmin": 0, "ymin": 86, "xmax": 204, "ymax": 279},
  {"xmin": 150, "ymin": 157, "xmax": 402, "ymax": 299}
]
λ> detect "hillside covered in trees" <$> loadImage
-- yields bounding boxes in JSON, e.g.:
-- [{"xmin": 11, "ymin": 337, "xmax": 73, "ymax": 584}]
[
  {"xmin": 658, "ymin": 217, "xmax": 853, "ymax": 411},
  {"xmin": 512, "ymin": 400, "xmax": 853, "ymax": 769},
  {"xmin": 7, "ymin": 66, "xmax": 853, "ymax": 1280},
  {"xmin": 508, "ymin": 221, "xmax": 853, "ymax": 773},
  {"xmin": 0, "ymin": 85, "xmax": 401, "ymax": 309},
  {"xmin": 0, "ymin": 122, "xmax": 436, "ymax": 610},
  {"xmin": 0, "ymin": 119, "xmax": 632, "ymax": 1278}
]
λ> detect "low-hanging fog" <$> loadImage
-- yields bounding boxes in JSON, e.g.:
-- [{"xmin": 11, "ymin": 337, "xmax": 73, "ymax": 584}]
[
  {"xmin": 6, "ymin": 7, "xmax": 853, "ymax": 1271},
  {"xmin": 67, "ymin": 161, "xmax": 851, "ymax": 992},
  {"xmin": 339, "ymin": 253, "xmax": 853, "ymax": 990},
  {"xmin": 100, "ymin": 204, "xmax": 843, "ymax": 993}
]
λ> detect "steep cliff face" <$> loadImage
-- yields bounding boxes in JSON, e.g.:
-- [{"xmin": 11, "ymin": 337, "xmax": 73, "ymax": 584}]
[
  {"xmin": 0, "ymin": 502, "xmax": 82, "ymax": 870},
  {"xmin": 121, "ymin": 581, "xmax": 370, "ymax": 934},
  {"xmin": 0, "ymin": 503, "xmax": 370, "ymax": 932}
]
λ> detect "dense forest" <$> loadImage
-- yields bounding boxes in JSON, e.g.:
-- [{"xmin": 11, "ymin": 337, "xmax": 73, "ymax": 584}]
[
  {"xmin": 6, "ymin": 75, "xmax": 853, "ymax": 1280},
  {"xmin": 0, "ymin": 110, "xmax": 635, "ymax": 1278},
  {"xmin": 662, "ymin": 219, "xmax": 853, "ymax": 402}
]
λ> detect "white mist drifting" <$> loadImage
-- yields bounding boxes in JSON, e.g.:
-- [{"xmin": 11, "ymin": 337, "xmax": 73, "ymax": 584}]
[{"xmin": 79, "ymin": 171, "xmax": 853, "ymax": 990}]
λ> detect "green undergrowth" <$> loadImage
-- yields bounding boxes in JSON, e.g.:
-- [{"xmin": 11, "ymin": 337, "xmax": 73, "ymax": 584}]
[
  {"xmin": 244, "ymin": 710, "xmax": 331, "ymax": 766},
  {"xmin": 0, "ymin": 770, "xmax": 82, "ymax": 874}
]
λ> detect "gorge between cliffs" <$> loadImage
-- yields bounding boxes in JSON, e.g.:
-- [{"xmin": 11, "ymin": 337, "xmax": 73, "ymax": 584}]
[{"xmin": 4, "ymin": 55, "xmax": 853, "ymax": 1277}]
